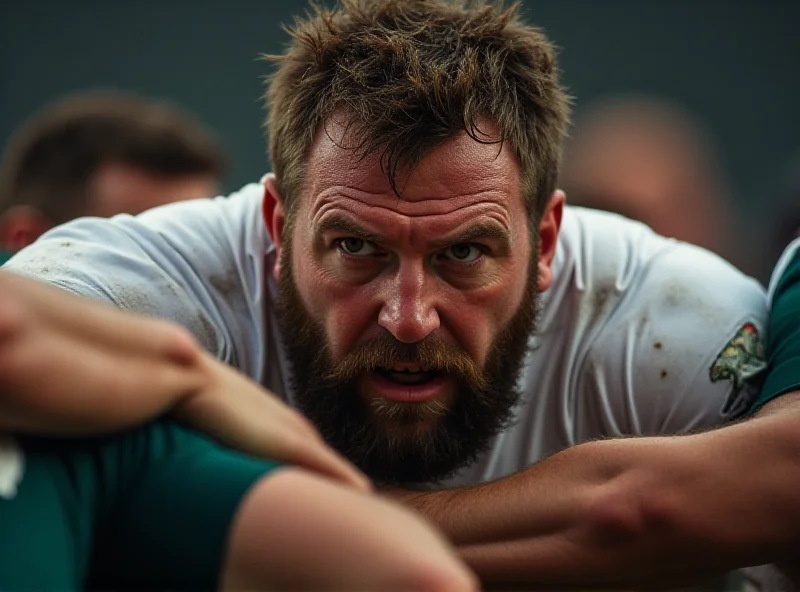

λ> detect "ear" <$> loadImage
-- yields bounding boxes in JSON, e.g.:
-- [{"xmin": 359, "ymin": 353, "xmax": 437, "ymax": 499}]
[
  {"xmin": 262, "ymin": 173, "xmax": 287, "ymax": 281},
  {"xmin": 537, "ymin": 190, "xmax": 565, "ymax": 292},
  {"xmin": 0, "ymin": 206, "xmax": 52, "ymax": 251}
]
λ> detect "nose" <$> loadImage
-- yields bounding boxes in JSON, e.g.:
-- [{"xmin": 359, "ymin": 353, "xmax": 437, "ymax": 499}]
[{"xmin": 377, "ymin": 260, "xmax": 440, "ymax": 344}]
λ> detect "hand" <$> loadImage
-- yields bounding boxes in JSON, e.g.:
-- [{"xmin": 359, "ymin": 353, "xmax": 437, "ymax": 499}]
[
  {"xmin": 172, "ymin": 352, "xmax": 371, "ymax": 492},
  {"xmin": 0, "ymin": 271, "xmax": 370, "ymax": 492}
]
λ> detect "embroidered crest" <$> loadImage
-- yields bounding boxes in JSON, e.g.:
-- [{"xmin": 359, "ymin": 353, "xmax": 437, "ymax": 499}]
[
  {"xmin": 710, "ymin": 323, "xmax": 767, "ymax": 416},
  {"xmin": 0, "ymin": 436, "xmax": 24, "ymax": 500}
]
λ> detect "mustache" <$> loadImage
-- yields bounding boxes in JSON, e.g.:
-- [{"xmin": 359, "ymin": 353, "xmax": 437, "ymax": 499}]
[{"xmin": 323, "ymin": 332, "xmax": 488, "ymax": 391}]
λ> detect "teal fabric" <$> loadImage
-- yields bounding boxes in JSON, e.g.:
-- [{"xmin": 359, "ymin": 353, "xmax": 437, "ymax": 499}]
[
  {"xmin": 0, "ymin": 420, "xmax": 281, "ymax": 591},
  {"xmin": 751, "ymin": 247, "xmax": 800, "ymax": 411}
]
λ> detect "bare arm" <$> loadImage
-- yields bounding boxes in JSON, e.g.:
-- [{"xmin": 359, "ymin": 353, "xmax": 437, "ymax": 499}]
[
  {"xmin": 0, "ymin": 270, "xmax": 369, "ymax": 490},
  {"xmin": 393, "ymin": 394, "xmax": 800, "ymax": 588},
  {"xmin": 221, "ymin": 468, "xmax": 478, "ymax": 592},
  {"xmin": 0, "ymin": 269, "xmax": 204, "ymax": 433}
]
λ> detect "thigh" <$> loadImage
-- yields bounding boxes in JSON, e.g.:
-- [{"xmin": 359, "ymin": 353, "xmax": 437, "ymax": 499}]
[
  {"xmin": 87, "ymin": 421, "xmax": 281, "ymax": 591},
  {"xmin": 0, "ymin": 435, "xmax": 95, "ymax": 592}
]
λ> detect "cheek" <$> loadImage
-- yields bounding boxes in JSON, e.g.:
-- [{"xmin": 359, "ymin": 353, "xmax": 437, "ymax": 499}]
[
  {"xmin": 292, "ymin": 243, "xmax": 379, "ymax": 360},
  {"xmin": 443, "ymin": 255, "xmax": 530, "ymax": 366}
]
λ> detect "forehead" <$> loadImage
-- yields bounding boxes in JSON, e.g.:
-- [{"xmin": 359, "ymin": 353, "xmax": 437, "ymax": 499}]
[{"xmin": 301, "ymin": 118, "xmax": 523, "ymax": 212}]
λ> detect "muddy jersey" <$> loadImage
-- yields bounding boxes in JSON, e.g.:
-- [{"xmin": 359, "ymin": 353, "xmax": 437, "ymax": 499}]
[{"xmin": 3, "ymin": 182, "xmax": 767, "ymax": 486}]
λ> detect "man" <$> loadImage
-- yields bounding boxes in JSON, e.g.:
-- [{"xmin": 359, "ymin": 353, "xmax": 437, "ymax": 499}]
[
  {"xmin": 0, "ymin": 271, "xmax": 477, "ymax": 591},
  {"xmin": 0, "ymin": 91, "xmax": 226, "ymax": 264},
  {"xmin": 1, "ymin": 0, "xmax": 770, "ymax": 586}
]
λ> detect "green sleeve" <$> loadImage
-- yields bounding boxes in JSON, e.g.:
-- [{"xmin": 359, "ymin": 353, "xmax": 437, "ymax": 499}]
[
  {"xmin": 0, "ymin": 421, "xmax": 282, "ymax": 592},
  {"xmin": 752, "ymin": 243, "xmax": 800, "ymax": 410},
  {"xmin": 0, "ymin": 434, "xmax": 97, "ymax": 592},
  {"xmin": 87, "ymin": 421, "xmax": 282, "ymax": 591}
]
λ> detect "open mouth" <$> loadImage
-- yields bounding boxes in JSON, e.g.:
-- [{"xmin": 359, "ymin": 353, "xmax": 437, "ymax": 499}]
[
  {"xmin": 364, "ymin": 367, "xmax": 450, "ymax": 403},
  {"xmin": 375, "ymin": 367, "xmax": 440, "ymax": 385}
]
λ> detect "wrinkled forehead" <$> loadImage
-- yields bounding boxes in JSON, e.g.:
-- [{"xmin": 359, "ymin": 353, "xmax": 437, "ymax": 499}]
[{"xmin": 301, "ymin": 116, "xmax": 521, "ymax": 202}]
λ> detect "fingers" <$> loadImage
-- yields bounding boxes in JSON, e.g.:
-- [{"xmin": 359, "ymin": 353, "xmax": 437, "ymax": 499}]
[
  {"xmin": 271, "ymin": 429, "xmax": 372, "ymax": 492},
  {"xmin": 230, "ymin": 388, "xmax": 373, "ymax": 492},
  {"xmin": 171, "ymin": 359, "xmax": 372, "ymax": 492},
  {"xmin": 1, "ymin": 271, "xmax": 371, "ymax": 490},
  {"xmin": 178, "ymin": 393, "xmax": 372, "ymax": 492}
]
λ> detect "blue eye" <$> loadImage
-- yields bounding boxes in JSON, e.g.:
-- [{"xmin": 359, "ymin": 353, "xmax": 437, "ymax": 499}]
[
  {"xmin": 336, "ymin": 237, "xmax": 380, "ymax": 256},
  {"xmin": 442, "ymin": 243, "xmax": 483, "ymax": 263}
]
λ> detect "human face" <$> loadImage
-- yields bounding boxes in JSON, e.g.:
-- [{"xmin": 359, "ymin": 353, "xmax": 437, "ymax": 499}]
[{"xmin": 269, "ymin": 122, "xmax": 551, "ymax": 483}]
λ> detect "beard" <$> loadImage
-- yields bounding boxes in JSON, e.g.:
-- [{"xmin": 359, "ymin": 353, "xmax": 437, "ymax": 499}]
[{"xmin": 277, "ymin": 240, "xmax": 541, "ymax": 485}]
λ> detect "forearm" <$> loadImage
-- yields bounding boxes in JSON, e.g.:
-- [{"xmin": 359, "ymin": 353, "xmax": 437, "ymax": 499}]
[
  {"xmin": 401, "ymin": 408, "xmax": 800, "ymax": 587},
  {"xmin": 0, "ymin": 269, "xmax": 205, "ymax": 434},
  {"xmin": 222, "ymin": 468, "xmax": 477, "ymax": 591}
]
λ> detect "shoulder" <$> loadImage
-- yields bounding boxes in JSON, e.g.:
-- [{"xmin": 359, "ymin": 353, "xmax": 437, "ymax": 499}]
[
  {"xmin": 554, "ymin": 206, "xmax": 766, "ymax": 339},
  {"xmin": 552, "ymin": 208, "xmax": 767, "ymax": 432},
  {"xmin": 3, "ymin": 184, "xmax": 267, "ymax": 356},
  {"xmin": 550, "ymin": 207, "xmax": 765, "ymax": 333},
  {"xmin": 133, "ymin": 183, "xmax": 267, "ymax": 251}
]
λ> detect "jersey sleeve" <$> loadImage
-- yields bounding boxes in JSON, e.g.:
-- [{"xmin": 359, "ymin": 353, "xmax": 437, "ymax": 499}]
[
  {"xmin": 0, "ymin": 421, "xmax": 281, "ymax": 591},
  {"xmin": 581, "ymin": 243, "xmax": 768, "ymax": 436},
  {"xmin": 752, "ymin": 238, "xmax": 800, "ymax": 410},
  {"xmin": 0, "ymin": 434, "xmax": 91, "ymax": 591},
  {"xmin": 87, "ymin": 421, "xmax": 281, "ymax": 590},
  {"xmin": 0, "ymin": 192, "xmax": 261, "ymax": 359}
]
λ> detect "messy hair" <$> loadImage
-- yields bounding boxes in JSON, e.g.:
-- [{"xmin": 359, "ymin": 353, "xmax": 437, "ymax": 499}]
[{"xmin": 265, "ymin": 0, "xmax": 571, "ymax": 223}]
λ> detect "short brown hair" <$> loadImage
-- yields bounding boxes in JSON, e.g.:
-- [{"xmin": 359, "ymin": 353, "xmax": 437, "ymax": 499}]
[
  {"xmin": 0, "ymin": 92, "xmax": 226, "ymax": 224},
  {"xmin": 266, "ymin": 0, "xmax": 571, "ymax": 222}
]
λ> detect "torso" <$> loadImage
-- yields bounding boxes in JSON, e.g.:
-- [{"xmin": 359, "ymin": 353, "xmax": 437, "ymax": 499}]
[{"xmin": 4, "ymin": 183, "xmax": 768, "ymax": 486}]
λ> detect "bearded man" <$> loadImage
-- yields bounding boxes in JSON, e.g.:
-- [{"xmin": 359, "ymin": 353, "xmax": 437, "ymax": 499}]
[{"xmin": 2, "ymin": 0, "xmax": 770, "ymax": 587}]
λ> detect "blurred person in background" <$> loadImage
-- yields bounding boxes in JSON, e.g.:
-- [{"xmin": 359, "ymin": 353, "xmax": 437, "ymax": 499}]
[
  {"xmin": 561, "ymin": 96, "xmax": 738, "ymax": 266},
  {"xmin": 0, "ymin": 92, "xmax": 226, "ymax": 265}
]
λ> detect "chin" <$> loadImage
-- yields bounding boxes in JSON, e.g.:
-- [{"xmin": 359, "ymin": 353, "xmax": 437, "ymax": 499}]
[{"xmin": 375, "ymin": 414, "xmax": 443, "ymax": 441}]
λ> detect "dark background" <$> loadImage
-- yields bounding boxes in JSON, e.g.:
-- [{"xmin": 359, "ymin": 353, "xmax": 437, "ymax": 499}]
[{"xmin": 2, "ymin": 0, "xmax": 799, "ymax": 270}]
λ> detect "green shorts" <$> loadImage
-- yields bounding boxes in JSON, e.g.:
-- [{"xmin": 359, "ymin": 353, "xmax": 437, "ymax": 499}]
[{"xmin": 0, "ymin": 420, "xmax": 281, "ymax": 591}]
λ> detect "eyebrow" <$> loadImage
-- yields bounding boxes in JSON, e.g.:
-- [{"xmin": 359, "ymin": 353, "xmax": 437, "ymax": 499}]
[
  {"xmin": 314, "ymin": 216, "xmax": 384, "ymax": 244},
  {"xmin": 314, "ymin": 215, "xmax": 511, "ymax": 249},
  {"xmin": 428, "ymin": 222, "xmax": 512, "ymax": 249}
]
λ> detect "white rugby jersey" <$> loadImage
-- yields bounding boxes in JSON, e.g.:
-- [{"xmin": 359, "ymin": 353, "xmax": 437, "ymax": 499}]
[{"xmin": 3, "ymin": 182, "xmax": 767, "ymax": 486}]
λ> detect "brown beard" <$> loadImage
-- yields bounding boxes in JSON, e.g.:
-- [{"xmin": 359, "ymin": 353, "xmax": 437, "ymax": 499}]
[{"xmin": 276, "ymin": 238, "xmax": 541, "ymax": 485}]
